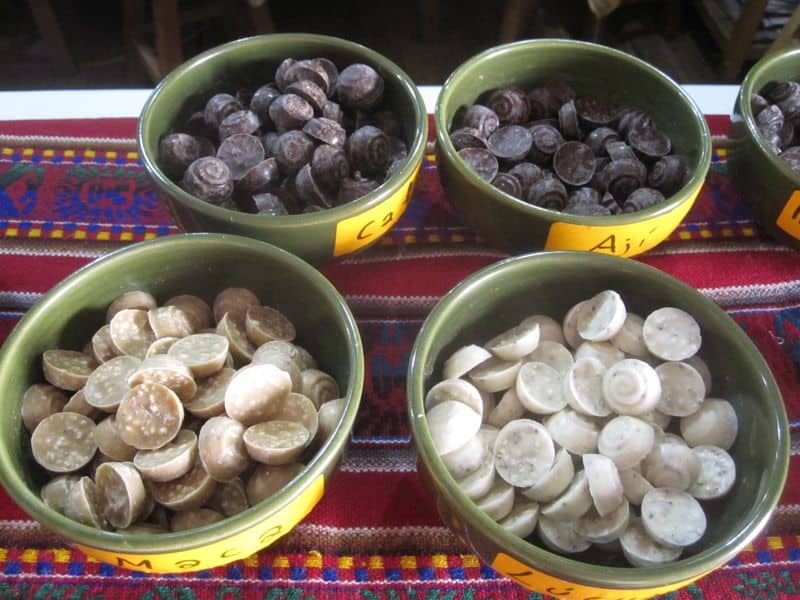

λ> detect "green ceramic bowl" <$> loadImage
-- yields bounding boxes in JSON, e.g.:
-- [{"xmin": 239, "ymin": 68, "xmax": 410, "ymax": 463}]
[
  {"xmin": 407, "ymin": 251, "xmax": 788, "ymax": 598},
  {"xmin": 729, "ymin": 47, "xmax": 800, "ymax": 248},
  {"xmin": 435, "ymin": 39, "xmax": 712, "ymax": 258},
  {"xmin": 0, "ymin": 233, "xmax": 364, "ymax": 573},
  {"xmin": 138, "ymin": 34, "xmax": 427, "ymax": 264}
]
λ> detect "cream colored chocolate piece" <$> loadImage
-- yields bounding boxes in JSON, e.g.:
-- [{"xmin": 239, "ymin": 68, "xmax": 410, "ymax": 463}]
[
  {"xmin": 165, "ymin": 294, "xmax": 212, "ymax": 331},
  {"xmin": 148, "ymin": 305, "xmax": 195, "ymax": 339},
  {"xmin": 300, "ymin": 368, "xmax": 339, "ymax": 409},
  {"xmin": 618, "ymin": 468, "xmax": 654, "ymax": 505},
  {"xmin": 521, "ymin": 447, "xmax": 575, "ymax": 503},
  {"xmin": 65, "ymin": 476, "xmax": 106, "ymax": 529},
  {"xmin": 273, "ymin": 392, "xmax": 319, "ymax": 443},
  {"xmin": 527, "ymin": 341, "xmax": 574, "ymax": 377},
  {"xmin": 684, "ymin": 355, "xmax": 712, "ymax": 394},
  {"xmin": 129, "ymin": 355, "xmax": 197, "ymax": 401},
  {"xmin": 680, "ymin": 398, "xmax": 738, "ymax": 450},
  {"xmin": 291, "ymin": 344, "xmax": 317, "ymax": 371},
  {"xmin": 642, "ymin": 307, "xmax": 702, "ymax": 361},
  {"xmin": 41, "ymin": 474, "xmax": 80, "ymax": 515},
  {"xmin": 252, "ymin": 351, "xmax": 302, "ymax": 392},
  {"xmin": 468, "ymin": 357, "xmax": 522, "ymax": 394},
  {"xmin": 540, "ymin": 470, "xmax": 592, "ymax": 521},
  {"xmin": 597, "ymin": 416, "xmax": 655, "ymax": 469},
  {"xmin": 544, "ymin": 409, "xmax": 600, "ymax": 455},
  {"xmin": 642, "ymin": 487, "xmax": 706, "ymax": 547},
  {"xmin": 94, "ymin": 415, "xmax": 136, "ymax": 461},
  {"xmin": 116, "ymin": 382, "xmax": 184, "ymax": 450},
  {"xmin": 245, "ymin": 305, "xmax": 296, "ymax": 347},
  {"xmin": 574, "ymin": 341, "xmax": 625, "ymax": 370},
  {"xmin": 206, "ymin": 477, "xmax": 249, "ymax": 517},
  {"xmin": 317, "ymin": 397, "xmax": 345, "ymax": 442},
  {"xmin": 110, "ymin": 309, "xmax": 156, "ymax": 359},
  {"xmin": 689, "ymin": 445, "xmax": 736, "ymax": 500},
  {"xmin": 31, "ymin": 412, "xmax": 97, "ymax": 473},
  {"xmin": 499, "ymin": 500, "xmax": 539, "ymax": 538},
  {"xmin": 642, "ymin": 442, "xmax": 700, "ymax": 491},
  {"xmin": 246, "ymin": 462, "xmax": 304, "ymax": 505},
  {"xmin": 456, "ymin": 426, "xmax": 497, "ymax": 500},
  {"xmin": 134, "ymin": 429, "xmax": 198, "ymax": 482},
  {"xmin": 474, "ymin": 479, "xmax": 515, "ymax": 521},
  {"xmin": 485, "ymin": 320, "xmax": 541, "ymax": 361},
  {"xmin": 95, "ymin": 461, "xmax": 146, "ymax": 529},
  {"xmin": 426, "ymin": 399, "xmax": 482, "ymax": 455},
  {"xmin": 216, "ymin": 312, "xmax": 255, "ymax": 365},
  {"xmin": 185, "ymin": 367, "xmax": 234, "ymax": 418},
  {"xmin": 487, "ymin": 388, "xmax": 525, "ymax": 429},
  {"xmin": 575, "ymin": 499, "xmax": 630, "ymax": 544},
  {"xmin": 213, "ymin": 287, "xmax": 260, "ymax": 323},
  {"xmin": 21, "ymin": 383, "xmax": 67, "ymax": 432},
  {"xmin": 519, "ymin": 314, "xmax": 566, "ymax": 345},
  {"xmin": 63, "ymin": 389, "xmax": 99, "ymax": 418},
  {"xmin": 150, "ymin": 458, "xmax": 217, "ymax": 510},
  {"xmin": 493, "ymin": 419, "xmax": 555, "ymax": 488},
  {"xmin": 583, "ymin": 453, "xmax": 624, "ymax": 517},
  {"xmin": 621, "ymin": 517, "xmax": 682, "ymax": 567},
  {"xmin": 480, "ymin": 389, "xmax": 496, "ymax": 422},
  {"xmin": 92, "ymin": 325, "xmax": 120, "ymax": 363},
  {"xmin": 516, "ymin": 362, "xmax": 566, "ymax": 415},
  {"xmin": 244, "ymin": 420, "xmax": 310, "ymax": 465},
  {"xmin": 42, "ymin": 349, "xmax": 97, "ymax": 391},
  {"xmin": 253, "ymin": 340, "xmax": 309, "ymax": 371},
  {"xmin": 443, "ymin": 344, "xmax": 492, "ymax": 380},
  {"xmin": 602, "ymin": 358, "xmax": 660, "ymax": 416},
  {"xmin": 441, "ymin": 435, "xmax": 485, "ymax": 479},
  {"xmin": 656, "ymin": 361, "xmax": 706, "ymax": 417},
  {"xmin": 84, "ymin": 355, "xmax": 141, "ymax": 412},
  {"xmin": 171, "ymin": 507, "xmax": 225, "ymax": 532},
  {"xmin": 538, "ymin": 515, "xmax": 591, "ymax": 554},
  {"xmin": 425, "ymin": 378, "xmax": 484, "ymax": 415},
  {"xmin": 146, "ymin": 336, "xmax": 180, "ymax": 358},
  {"xmin": 225, "ymin": 364, "xmax": 292, "ymax": 426},
  {"xmin": 577, "ymin": 290, "xmax": 627, "ymax": 342},
  {"xmin": 168, "ymin": 333, "xmax": 229, "ymax": 379},
  {"xmin": 562, "ymin": 300, "xmax": 592, "ymax": 349},
  {"xmin": 107, "ymin": 290, "xmax": 157, "ymax": 322},
  {"xmin": 564, "ymin": 357, "xmax": 611, "ymax": 417},
  {"xmin": 198, "ymin": 416, "xmax": 249, "ymax": 482},
  {"xmin": 610, "ymin": 313, "xmax": 650, "ymax": 358}
]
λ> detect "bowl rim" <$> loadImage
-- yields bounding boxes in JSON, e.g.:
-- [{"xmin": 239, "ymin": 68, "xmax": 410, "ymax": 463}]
[
  {"xmin": 737, "ymin": 45, "xmax": 800, "ymax": 187},
  {"xmin": 137, "ymin": 33, "xmax": 428, "ymax": 230},
  {"xmin": 434, "ymin": 38, "xmax": 712, "ymax": 225},
  {"xmin": 406, "ymin": 250, "xmax": 789, "ymax": 589},
  {"xmin": 0, "ymin": 232, "xmax": 365, "ymax": 554}
]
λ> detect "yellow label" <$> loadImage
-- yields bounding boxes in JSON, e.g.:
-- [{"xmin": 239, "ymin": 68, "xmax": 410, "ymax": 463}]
[
  {"xmin": 74, "ymin": 475, "xmax": 324, "ymax": 573},
  {"xmin": 333, "ymin": 164, "xmax": 421, "ymax": 256},
  {"xmin": 544, "ymin": 183, "xmax": 701, "ymax": 257},
  {"xmin": 776, "ymin": 190, "xmax": 800, "ymax": 240},
  {"xmin": 492, "ymin": 553, "xmax": 706, "ymax": 599}
]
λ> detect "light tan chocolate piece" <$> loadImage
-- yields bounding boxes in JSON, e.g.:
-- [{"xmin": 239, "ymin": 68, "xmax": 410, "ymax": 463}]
[
  {"xmin": 65, "ymin": 476, "xmax": 107, "ymax": 529},
  {"xmin": 21, "ymin": 383, "xmax": 67, "ymax": 432},
  {"xmin": 246, "ymin": 462, "xmax": 304, "ymax": 505},
  {"xmin": 110, "ymin": 309, "xmax": 156, "ymax": 359},
  {"xmin": 224, "ymin": 364, "xmax": 292, "ymax": 426},
  {"xmin": 116, "ymin": 382, "xmax": 184, "ymax": 450},
  {"xmin": 244, "ymin": 420, "xmax": 310, "ymax": 465},
  {"xmin": 185, "ymin": 367, "xmax": 234, "ymax": 418},
  {"xmin": 42, "ymin": 349, "xmax": 98, "ymax": 391},
  {"xmin": 300, "ymin": 368, "xmax": 339, "ymax": 409},
  {"xmin": 84, "ymin": 355, "xmax": 141, "ymax": 412},
  {"xmin": 91, "ymin": 325, "xmax": 119, "ymax": 363},
  {"xmin": 273, "ymin": 392, "xmax": 319, "ymax": 443},
  {"xmin": 245, "ymin": 305, "xmax": 296, "ymax": 346},
  {"xmin": 107, "ymin": 290, "xmax": 157, "ymax": 322},
  {"xmin": 317, "ymin": 397, "xmax": 345, "ymax": 442},
  {"xmin": 145, "ymin": 336, "xmax": 180, "ymax": 358},
  {"xmin": 134, "ymin": 429, "xmax": 198, "ymax": 482},
  {"xmin": 148, "ymin": 305, "xmax": 195, "ymax": 339},
  {"xmin": 150, "ymin": 458, "xmax": 217, "ymax": 510},
  {"xmin": 41, "ymin": 474, "xmax": 80, "ymax": 515},
  {"xmin": 171, "ymin": 507, "xmax": 225, "ymax": 532},
  {"xmin": 94, "ymin": 415, "xmax": 137, "ymax": 461},
  {"xmin": 216, "ymin": 312, "xmax": 255, "ymax": 365},
  {"xmin": 251, "ymin": 351, "xmax": 302, "ymax": 392},
  {"xmin": 168, "ymin": 333, "xmax": 229, "ymax": 378},
  {"xmin": 31, "ymin": 412, "xmax": 97, "ymax": 473},
  {"xmin": 95, "ymin": 461, "xmax": 147, "ymax": 529},
  {"xmin": 128, "ymin": 355, "xmax": 197, "ymax": 401},
  {"xmin": 63, "ymin": 389, "xmax": 99, "ymax": 418},
  {"xmin": 206, "ymin": 477, "xmax": 249, "ymax": 517},
  {"xmin": 165, "ymin": 295, "xmax": 213, "ymax": 331},
  {"xmin": 198, "ymin": 416, "xmax": 249, "ymax": 482},
  {"xmin": 253, "ymin": 340, "xmax": 316, "ymax": 371},
  {"xmin": 213, "ymin": 287, "xmax": 260, "ymax": 324}
]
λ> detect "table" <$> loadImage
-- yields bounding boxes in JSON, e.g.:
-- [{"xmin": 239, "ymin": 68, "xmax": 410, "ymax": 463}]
[{"xmin": 0, "ymin": 85, "xmax": 798, "ymax": 600}]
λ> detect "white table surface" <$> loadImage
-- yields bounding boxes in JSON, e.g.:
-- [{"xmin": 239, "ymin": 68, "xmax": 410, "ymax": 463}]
[{"xmin": 0, "ymin": 85, "xmax": 740, "ymax": 122}]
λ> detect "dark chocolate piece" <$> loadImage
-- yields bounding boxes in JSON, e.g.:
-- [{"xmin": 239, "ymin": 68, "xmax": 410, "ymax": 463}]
[
  {"xmin": 303, "ymin": 117, "xmax": 347, "ymax": 146},
  {"xmin": 269, "ymin": 94, "xmax": 314, "ymax": 134},
  {"xmin": 487, "ymin": 125, "xmax": 533, "ymax": 161},
  {"xmin": 527, "ymin": 176, "xmax": 567, "ymax": 210},
  {"xmin": 218, "ymin": 110, "xmax": 261, "ymax": 140},
  {"xmin": 457, "ymin": 147, "xmax": 499, "ymax": 182},
  {"xmin": 216, "ymin": 134, "xmax": 266, "ymax": 180},
  {"xmin": 347, "ymin": 125, "xmax": 391, "ymax": 177},
  {"xmin": 273, "ymin": 131, "xmax": 316, "ymax": 177},
  {"xmin": 553, "ymin": 141, "xmax": 595, "ymax": 187},
  {"xmin": 491, "ymin": 172, "xmax": 524, "ymax": 199},
  {"xmin": 337, "ymin": 63, "xmax": 384, "ymax": 110},
  {"xmin": 181, "ymin": 157, "xmax": 233, "ymax": 205},
  {"xmin": 486, "ymin": 88, "xmax": 530, "ymax": 125},
  {"xmin": 159, "ymin": 133, "xmax": 201, "ymax": 180}
]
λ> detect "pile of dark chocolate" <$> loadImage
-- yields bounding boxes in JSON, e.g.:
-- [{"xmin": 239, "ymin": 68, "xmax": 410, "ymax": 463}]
[
  {"xmin": 158, "ymin": 58, "xmax": 408, "ymax": 215},
  {"xmin": 752, "ymin": 80, "xmax": 800, "ymax": 173},
  {"xmin": 448, "ymin": 79, "xmax": 690, "ymax": 216}
]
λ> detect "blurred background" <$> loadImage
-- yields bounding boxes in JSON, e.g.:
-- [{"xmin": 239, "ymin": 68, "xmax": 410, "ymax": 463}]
[{"xmin": 2, "ymin": 0, "xmax": 799, "ymax": 90}]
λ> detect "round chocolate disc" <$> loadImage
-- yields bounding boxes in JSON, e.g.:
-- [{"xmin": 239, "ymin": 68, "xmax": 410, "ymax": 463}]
[
  {"xmin": 628, "ymin": 125, "xmax": 672, "ymax": 160},
  {"xmin": 527, "ymin": 176, "xmax": 567, "ymax": 210},
  {"xmin": 486, "ymin": 88, "xmax": 530, "ymax": 125},
  {"xmin": 647, "ymin": 155, "xmax": 688, "ymax": 197},
  {"xmin": 553, "ymin": 141, "xmax": 596, "ymax": 187},
  {"xmin": 487, "ymin": 125, "xmax": 533, "ymax": 161},
  {"xmin": 461, "ymin": 105, "xmax": 500, "ymax": 137},
  {"xmin": 450, "ymin": 127, "xmax": 487, "ymax": 151},
  {"xmin": 780, "ymin": 146, "xmax": 800, "ymax": 173},
  {"xmin": 575, "ymin": 96, "xmax": 618, "ymax": 128},
  {"xmin": 558, "ymin": 100, "xmax": 581, "ymax": 140},
  {"xmin": 528, "ymin": 124, "xmax": 564, "ymax": 165},
  {"xmin": 622, "ymin": 187, "xmax": 665, "ymax": 213},
  {"xmin": 458, "ymin": 147, "xmax": 499, "ymax": 182},
  {"xmin": 491, "ymin": 172, "xmax": 524, "ymax": 199}
]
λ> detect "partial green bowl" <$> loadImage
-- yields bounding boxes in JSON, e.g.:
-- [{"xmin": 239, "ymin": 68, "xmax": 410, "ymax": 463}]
[
  {"xmin": 729, "ymin": 47, "xmax": 800, "ymax": 248},
  {"xmin": 0, "ymin": 233, "xmax": 364, "ymax": 573},
  {"xmin": 435, "ymin": 39, "xmax": 711, "ymax": 258},
  {"xmin": 407, "ymin": 251, "xmax": 788, "ymax": 597},
  {"xmin": 138, "ymin": 34, "xmax": 428, "ymax": 264}
]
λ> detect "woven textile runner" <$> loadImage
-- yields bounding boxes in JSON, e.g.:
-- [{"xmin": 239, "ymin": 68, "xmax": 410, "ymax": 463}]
[{"xmin": 0, "ymin": 116, "xmax": 799, "ymax": 599}]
